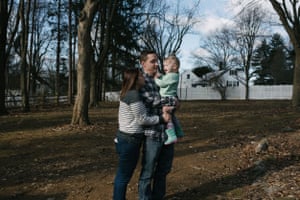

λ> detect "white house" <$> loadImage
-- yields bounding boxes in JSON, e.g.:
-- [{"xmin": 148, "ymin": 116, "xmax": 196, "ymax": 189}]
[
  {"xmin": 177, "ymin": 68, "xmax": 292, "ymax": 100},
  {"xmin": 178, "ymin": 70, "xmax": 202, "ymax": 88},
  {"xmin": 179, "ymin": 68, "xmax": 246, "ymax": 88},
  {"xmin": 222, "ymin": 68, "xmax": 247, "ymax": 87}
]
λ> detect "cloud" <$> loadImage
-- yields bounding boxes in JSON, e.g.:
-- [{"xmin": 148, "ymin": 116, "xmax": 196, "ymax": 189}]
[
  {"xmin": 192, "ymin": 1, "xmax": 235, "ymax": 36},
  {"xmin": 194, "ymin": 16, "xmax": 234, "ymax": 35},
  {"xmin": 193, "ymin": 47, "xmax": 210, "ymax": 58}
]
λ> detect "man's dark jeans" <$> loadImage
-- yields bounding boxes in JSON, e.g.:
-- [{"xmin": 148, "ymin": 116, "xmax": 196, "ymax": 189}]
[{"xmin": 138, "ymin": 136, "xmax": 174, "ymax": 200}]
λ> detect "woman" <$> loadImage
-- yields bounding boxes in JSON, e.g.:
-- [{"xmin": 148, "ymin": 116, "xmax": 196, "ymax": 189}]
[{"xmin": 113, "ymin": 68, "xmax": 169, "ymax": 200}]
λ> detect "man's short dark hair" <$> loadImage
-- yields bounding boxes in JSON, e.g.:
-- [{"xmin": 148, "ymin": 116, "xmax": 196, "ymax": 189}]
[{"xmin": 140, "ymin": 50, "xmax": 157, "ymax": 63}]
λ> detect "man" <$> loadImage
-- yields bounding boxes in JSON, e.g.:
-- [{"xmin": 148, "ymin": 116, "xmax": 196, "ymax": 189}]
[{"xmin": 138, "ymin": 50, "xmax": 175, "ymax": 200}]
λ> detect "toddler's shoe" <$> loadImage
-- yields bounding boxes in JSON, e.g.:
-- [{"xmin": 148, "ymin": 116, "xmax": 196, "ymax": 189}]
[{"xmin": 165, "ymin": 129, "xmax": 177, "ymax": 145}]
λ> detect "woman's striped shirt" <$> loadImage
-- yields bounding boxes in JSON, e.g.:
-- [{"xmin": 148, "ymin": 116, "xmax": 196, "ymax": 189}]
[{"xmin": 118, "ymin": 90, "xmax": 162, "ymax": 135}]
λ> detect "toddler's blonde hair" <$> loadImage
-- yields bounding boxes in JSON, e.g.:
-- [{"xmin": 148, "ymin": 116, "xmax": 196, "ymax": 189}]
[{"xmin": 164, "ymin": 55, "xmax": 180, "ymax": 70}]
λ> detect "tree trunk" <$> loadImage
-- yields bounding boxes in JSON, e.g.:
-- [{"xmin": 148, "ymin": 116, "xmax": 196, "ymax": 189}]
[
  {"xmin": 268, "ymin": 0, "xmax": 300, "ymax": 107},
  {"xmin": 0, "ymin": 0, "xmax": 8, "ymax": 115},
  {"xmin": 72, "ymin": 26, "xmax": 76, "ymax": 97},
  {"xmin": 68, "ymin": 0, "xmax": 73, "ymax": 105},
  {"xmin": 292, "ymin": 47, "xmax": 300, "ymax": 107},
  {"xmin": 71, "ymin": 0, "xmax": 98, "ymax": 126},
  {"xmin": 245, "ymin": 69, "xmax": 249, "ymax": 100},
  {"xmin": 89, "ymin": 57, "xmax": 97, "ymax": 107},
  {"xmin": 20, "ymin": 0, "xmax": 31, "ymax": 112},
  {"xmin": 95, "ymin": 0, "xmax": 117, "ymax": 102},
  {"xmin": 28, "ymin": 0, "xmax": 37, "ymax": 96},
  {"xmin": 55, "ymin": 0, "xmax": 61, "ymax": 105},
  {"xmin": 101, "ymin": 66, "xmax": 106, "ymax": 101}
]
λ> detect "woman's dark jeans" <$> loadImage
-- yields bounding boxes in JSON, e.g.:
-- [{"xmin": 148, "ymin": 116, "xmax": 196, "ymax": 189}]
[{"xmin": 113, "ymin": 131, "xmax": 143, "ymax": 200}]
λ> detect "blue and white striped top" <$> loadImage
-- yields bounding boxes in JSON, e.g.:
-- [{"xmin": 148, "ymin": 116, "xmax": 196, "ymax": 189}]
[{"xmin": 118, "ymin": 90, "xmax": 162, "ymax": 135}]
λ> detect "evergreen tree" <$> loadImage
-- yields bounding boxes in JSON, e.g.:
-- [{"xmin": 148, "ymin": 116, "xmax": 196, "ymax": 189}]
[
  {"xmin": 110, "ymin": 0, "xmax": 143, "ymax": 70},
  {"xmin": 252, "ymin": 33, "xmax": 293, "ymax": 85},
  {"xmin": 269, "ymin": 33, "xmax": 293, "ymax": 84},
  {"xmin": 252, "ymin": 39, "xmax": 273, "ymax": 85}
]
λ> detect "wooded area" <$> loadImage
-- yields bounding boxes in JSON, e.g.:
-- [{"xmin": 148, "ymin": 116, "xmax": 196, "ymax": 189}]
[
  {"xmin": 0, "ymin": 0, "xmax": 300, "ymax": 125},
  {"xmin": 0, "ymin": 0, "xmax": 200, "ymax": 124}
]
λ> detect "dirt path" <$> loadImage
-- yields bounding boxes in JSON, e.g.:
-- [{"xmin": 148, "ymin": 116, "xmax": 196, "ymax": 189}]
[{"xmin": 0, "ymin": 101, "xmax": 299, "ymax": 199}]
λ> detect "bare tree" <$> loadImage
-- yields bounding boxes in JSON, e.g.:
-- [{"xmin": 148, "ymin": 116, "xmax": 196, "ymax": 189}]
[
  {"xmin": 19, "ymin": 0, "xmax": 31, "ymax": 112},
  {"xmin": 193, "ymin": 27, "xmax": 237, "ymax": 100},
  {"xmin": 68, "ymin": 0, "xmax": 73, "ymax": 105},
  {"xmin": 28, "ymin": 0, "xmax": 36, "ymax": 95},
  {"xmin": 55, "ymin": 0, "xmax": 61, "ymax": 105},
  {"xmin": 194, "ymin": 27, "xmax": 239, "ymax": 70},
  {"xmin": 71, "ymin": 0, "xmax": 99, "ymax": 126},
  {"xmin": 27, "ymin": 1, "xmax": 51, "ymax": 96},
  {"xmin": 141, "ymin": 0, "xmax": 200, "ymax": 70},
  {"xmin": 209, "ymin": 71, "xmax": 228, "ymax": 100},
  {"xmin": 234, "ymin": 5, "xmax": 266, "ymax": 100},
  {"xmin": 89, "ymin": 0, "xmax": 117, "ymax": 107},
  {"xmin": 268, "ymin": 0, "xmax": 300, "ymax": 107},
  {"xmin": 0, "ymin": 0, "xmax": 9, "ymax": 115},
  {"xmin": 198, "ymin": 27, "xmax": 237, "ymax": 70},
  {"xmin": 1, "ymin": 0, "xmax": 21, "ymax": 114}
]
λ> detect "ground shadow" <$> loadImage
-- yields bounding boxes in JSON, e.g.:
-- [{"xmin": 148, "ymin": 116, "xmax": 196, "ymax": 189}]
[
  {"xmin": 0, "ymin": 192, "xmax": 67, "ymax": 200},
  {"xmin": 165, "ymin": 154, "xmax": 300, "ymax": 199},
  {"xmin": 0, "ymin": 129, "xmax": 117, "ymax": 189}
]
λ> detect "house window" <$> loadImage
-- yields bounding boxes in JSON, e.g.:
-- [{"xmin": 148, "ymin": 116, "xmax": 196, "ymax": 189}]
[
  {"xmin": 186, "ymin": 74, "xmax": 190, "ymax": 79},
  {"xmin": 229, "ymin": 70, "xmax": 237, "ymax": 76},
  {"xmin": 226, "ymin": 81, "xmax": 239, "ymax": 87}
]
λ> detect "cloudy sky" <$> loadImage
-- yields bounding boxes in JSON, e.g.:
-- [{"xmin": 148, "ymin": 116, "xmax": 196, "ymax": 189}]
[{"xmin": 178, "ymin": 0, "xmax": 287, "ymax": 71}]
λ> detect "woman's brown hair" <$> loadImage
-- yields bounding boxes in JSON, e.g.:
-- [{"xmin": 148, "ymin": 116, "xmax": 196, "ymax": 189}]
[{"xmin": 120, "ymin": 68, "xmax": 140, "ymax": 99}]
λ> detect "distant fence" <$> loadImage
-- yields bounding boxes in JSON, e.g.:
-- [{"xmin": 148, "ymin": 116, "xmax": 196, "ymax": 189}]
[
  {"xmin": 178, "ymin": 85, "xmax": 292, "ymax": 100},
  {"xmin": 5, "ymin": 95, "xmax": 71, "ymax": 108},
  {"xmin": 105, "ymin": 85, "xmax": 293, "ymax": 102},
  {"xmin": 5, "ymin": 94, "xmax": 117, "ymax": 108},
  {"xmin": 5, "ymin": 92, "xmax": 119, "ymax": 108},
  {"xmin": 5, "ymin": 85, "xmax": 293, "ymax": 108},
  {"xmin": 105, "ymin": 91, "xmax": 120, "ymax": 102}
]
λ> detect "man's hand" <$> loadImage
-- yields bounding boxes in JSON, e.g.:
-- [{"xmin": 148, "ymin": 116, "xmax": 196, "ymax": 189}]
[
  {"xmin": 154, "ymin": 72, "xmax": 161, "ymax": 78},
  {"xmin": 162, "ymin": 112, "xmax": 171, "ymax": 122},
  {"xmin": 163, "ymin": 106, "xmax": 174, "ymax": 114}
]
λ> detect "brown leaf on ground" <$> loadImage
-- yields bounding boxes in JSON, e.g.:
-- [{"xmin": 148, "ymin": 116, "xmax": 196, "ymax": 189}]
[{"xmin": 0, "ymin": 100, "xmax": 299, "ymax": 200}]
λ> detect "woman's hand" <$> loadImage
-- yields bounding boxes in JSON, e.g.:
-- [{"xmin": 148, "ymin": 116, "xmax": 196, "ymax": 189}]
[{"xmin": 163, "ymin": 106, "xmax": 174, "ymax": 114}]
